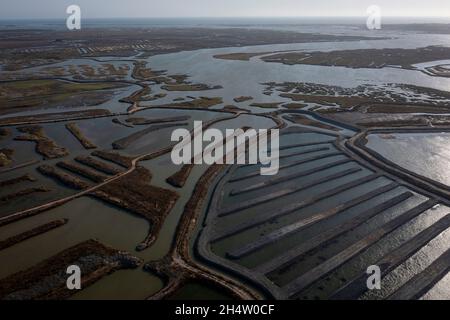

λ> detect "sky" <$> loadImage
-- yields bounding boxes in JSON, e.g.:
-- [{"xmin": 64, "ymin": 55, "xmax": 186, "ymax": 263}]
[{"xmin": 0, "ymin": 0, "xmax": 449, "ymax": 19}]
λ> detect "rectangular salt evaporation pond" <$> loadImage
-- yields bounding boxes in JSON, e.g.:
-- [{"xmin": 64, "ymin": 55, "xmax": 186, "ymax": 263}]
[
  {"xmin": 0, "ymin": 197, "xmax": 149, "ymax": 278},
  {"xmin": 0, "ymin": 196, "xmax": 164, "ymax": 299},
  {"xmin": 0, "ymin": 159, "xmax": 90, "ymax": 219},
  {"xmin": 267, "ymin": 192, "xmax": 428, "ymax": 287},
  {"xmin": 111, "ymin": 109, "xmax": 229, "ymax": 154},
  {"xmin": 361, "ymin": 222, "xmax": 450, "ymax": 300},
  {"xmin": 0, "ymin": 82, "xmax": 139, "ymax": 119},
  {"xmin": 0, "ymin": 127, "xmax": 42, "ymax": 165},
  {"xmin": 61, "ymin": 108, "xmax": 222, "ymax": 154},
  {"xmin": 228, "ymin": 132, "xmax": 338, "ymax": 179},
  {"xmin": 0, "ymin": 168, "xmax": 78, "ymax": 218},
  {"xmin": 421, "ymin": 272, "xmax": 450, "ymax": 300},
  {"xmin": 216, "ymin": 177, "xmax": 397, "ymax": 259},
  {"xmin": 295, "ymin": 203, "xmax": 450, "ymax": 300},
  {"xmin": 366, "ymin": 132, "xmax": 450, "ymax": 187},
  {"xmin": 211, "ymin": 180, "xmax": 407, "ymax": 269}
]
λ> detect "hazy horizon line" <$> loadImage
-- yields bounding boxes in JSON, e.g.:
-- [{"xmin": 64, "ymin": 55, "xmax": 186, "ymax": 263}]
[{"xmin": 1, "ymin": 15, "xmax": 450, "ymax": 21}]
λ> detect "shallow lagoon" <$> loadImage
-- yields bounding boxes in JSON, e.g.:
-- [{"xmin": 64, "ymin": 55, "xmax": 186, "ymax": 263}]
[
  {"xmin": 2, "ymin": 24, "xmax": 450, "ymax": 300},
  {"xmin": 367, "ymin": 132, "xmax": 450, "ymax": 186}
]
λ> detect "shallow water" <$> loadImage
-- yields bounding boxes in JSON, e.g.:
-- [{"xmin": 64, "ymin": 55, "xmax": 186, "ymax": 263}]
[
  {"xmin": 144, "ymin": 33, "xmax": 450, "ymax": 105},
  {"xmin": 367, "ymin": 132, "xmax": 450, "ymax": 186},
  {"xmin": 2, "ymin": 23, "xmax": 450, "ymax": 300}
]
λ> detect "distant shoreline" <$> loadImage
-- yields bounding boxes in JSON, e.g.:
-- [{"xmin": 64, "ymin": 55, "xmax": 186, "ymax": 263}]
[{"xmin": 1, "ymin": 16, "xmax": 450, "ymax": 30}]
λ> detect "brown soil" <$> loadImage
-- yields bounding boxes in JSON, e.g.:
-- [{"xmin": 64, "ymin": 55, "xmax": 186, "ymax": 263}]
[
  {"xmin": 120, "ymin": 85, "xmax": 165, "ymax": 103},
  {"xmin": 261, "ymin": 46, "xmax": 450, "ymax": 70},
  {"xmin": 0, "ymin": 28, "xmax": 373, "ymax": 71},
  {"xmin": 0, "ymin": 239, "xmax": 142, "ymax": 300},
  {"xmin": 56, "ymin": 161, "xmax": 107, "ymax": 183},
  {"xmin": 166, "ymin": 164, "xmax": 195, "ymax": 188},
  {"xmin": 270, "ymin": 81, "xmax": 450, "ymax": 100},
  {"xmin": 280, "ymin": 93, "xmax": 369, "ymax": 108},
  {"xmin": 125, "ymin": 115, "xmax": 190, "ymax": 126},
  {"xmin": 285, "ymin": 114, "xmax": 339, "ymax": 131},
  {"xmin": 0, "ymin": 174, "xmax": 36, "ymax": 187},
  {"xmin": 250, "ymin": 102, "xmax": 283, "ymax": 109},
  {"xmin": 37, "ymin": 165, "xmax": 91, "ymax": 190},
  {"xmin": 144, "ymin": 93, "xmax": 167, "ymax": 101},
  {"xmin": 0, "ymin": 186, "xmax": 50, "ymax": 203},
  {"xmin": 282, "ymin": 103, "xmax": 308, "ymax": 109},
  {"xmin": 268, "ymin": 82, "xmax": 450, "ymax": 117},
  {"xmin": 325, "ymin": 111, "xmax": 450, "ymax": 128},
  {"xmin": 92, "ymin": 167, "xmax": 179, "ymax": 250},
  {"xmin": 0, "ymin": 128, "xmax": 10, "ymax": 139},
  {"xmin": 0, "ymin": 109, "xmax": 111, "ymax": 126},
  {"xmin": 112, "ymin": 122, "xmax": 188, "ymax": 150},
  {"xmin": 170, "ymin": 163, "xmax": 256, "ymax": 299},
  {"xmin": 0, "ymin": 79, "xmax": 126, "ymax": 114},
  {"xmin": 214, "ymin": 52, "xmax": 271, "ymax": 61},
  {"xmin": 152, "ymin": 97, "xmax": 223, "ymax": 109},
  {"xmin": 365, "ymin": 104, "xmax": 450, "ymax": 114},
  {"xmin": 0, "ymin": 148, "xmax": 14, "ymax": 166},
  {"xmin": 358, "ymin": 118, "xmax": 434, "ymax": 127},
  {"xmin": 91, "ymin": 150, "xmax": 133, "ymax": 168},
  {"xmin": 161, "ymin": 83, "xmax": 222, "ymax": 91},
  {"xmin": 41, "ymin": 63, "xmax": 130, "ymax": 81},
  {"xmin": 112, "ymin": 118, "xmax": 134, "ymax": 128},
  {"xmin": 222, "ymin": 105, "xmax": 249, "ymax": 113},
  {"xmin": 131, "ymin": 61, "xmax": 165, "ymax": 81},
  {"xmin": 234, "ymin": 96, "xmax": 253, "ymax": 103},
  {"xmin": 0, "ymin": 219, "xmax": 67, "ymax": 251},
  {"xmin": 65, "ymin": 123, "xmax": 97, "ymax": 149},
  {"xmin": 15, "ymin": 125, "xmax": 68, "ymax": 159},
  {"xmin": 146, "ymin": 164, "xmax": 253, "ymax": 300},
  {"xmin": 74, "ymin": 156, "xmax": 122, "ymax": 175}
]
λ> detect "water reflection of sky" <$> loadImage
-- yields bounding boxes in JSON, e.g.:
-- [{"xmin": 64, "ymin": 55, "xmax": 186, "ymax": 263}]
[
  {"xmin": 367, "ymin": 132, "xmax": 450, "ymax": 186},
  {"xmin": 145, "ymin": 32, "xmax": 450, "ymax": 100}
]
